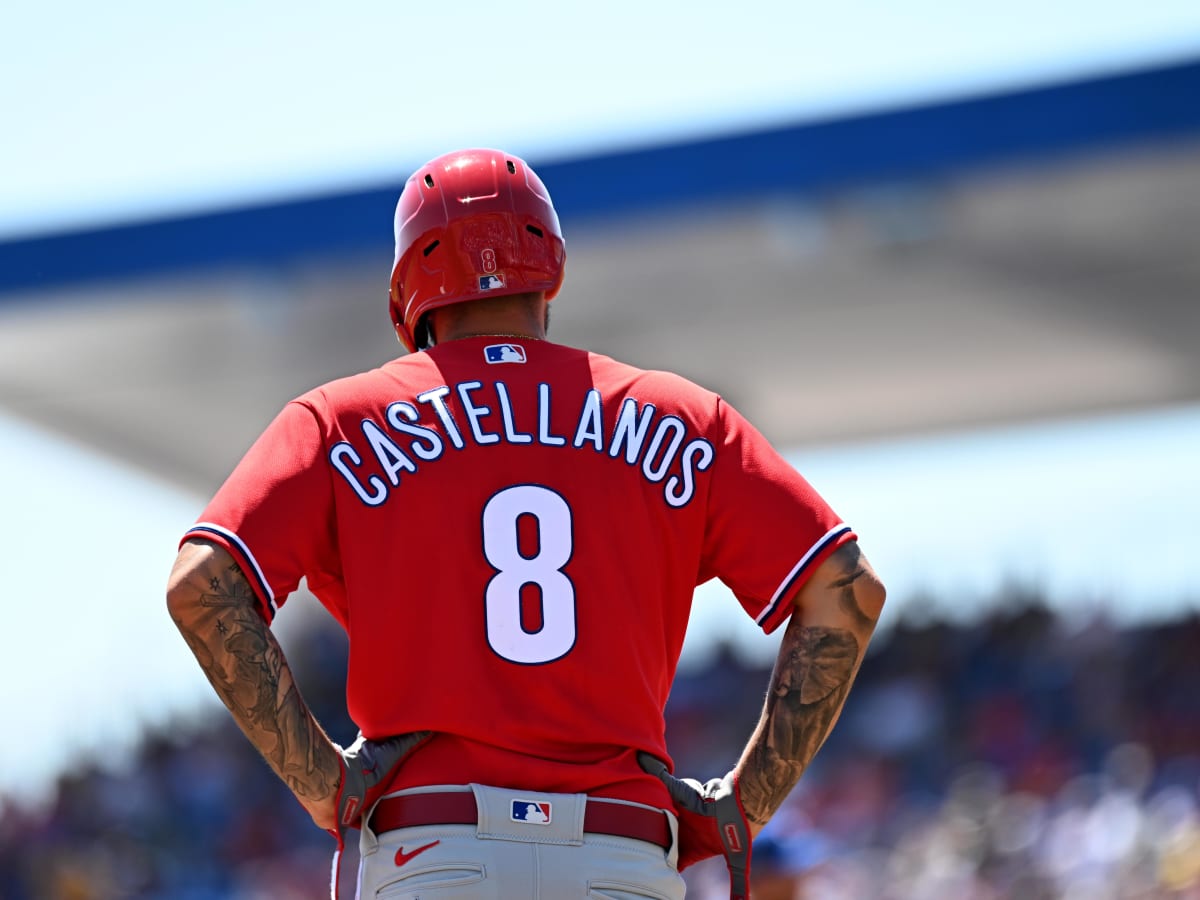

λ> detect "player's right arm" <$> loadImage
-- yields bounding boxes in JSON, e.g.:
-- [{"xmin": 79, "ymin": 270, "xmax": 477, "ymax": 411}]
[
  {"xmin": 166, "ymin": 537, "xmax": 343, "ymax": 831},
  {"xmin": 734, "ymin": 539, "xmax": 885, "ymax": 835}
]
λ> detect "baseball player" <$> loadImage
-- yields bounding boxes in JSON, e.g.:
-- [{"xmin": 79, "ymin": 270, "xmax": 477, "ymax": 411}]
[{"xmin": 166, "ymin": 148, "xmax": 885, "ymax": 898}]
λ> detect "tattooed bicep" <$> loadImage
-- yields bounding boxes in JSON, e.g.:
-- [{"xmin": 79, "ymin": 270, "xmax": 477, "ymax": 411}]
[
  {"xmin": 791, "ymin": 540, "xmax": 885, "ymax": 630},
  {"xmin": 825, "ymin": 542, "xmax": 867, "ymax": 588},
  {"xmin": 199, "ymin": 560, "xmax": 259, "ymax": 611},
  {"xmin": 171, "ymin": 539, "xmax": 262, "ymax": 616}
]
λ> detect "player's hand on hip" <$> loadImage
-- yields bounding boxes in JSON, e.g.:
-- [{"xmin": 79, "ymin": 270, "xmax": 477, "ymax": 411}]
[
  {"xmin": 330, "ymin": 731, "xmax": 432, "ymax": 841},
  {"xmin": 638, "ymin": 752, "xmax": 752, "ymax": 898}
]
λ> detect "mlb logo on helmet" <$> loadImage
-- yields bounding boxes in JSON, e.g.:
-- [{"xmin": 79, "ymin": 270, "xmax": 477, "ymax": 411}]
[
  {"xmin": 485, "ymin": 344, "xmax": 527, "ymax": 364},
  {"xmin": 479, "ymin": 274, "xmax": 506, "ymax": 291},
  {"xmin": 511, "ymin": 800, "xmax": 552, "ymax": 825}
]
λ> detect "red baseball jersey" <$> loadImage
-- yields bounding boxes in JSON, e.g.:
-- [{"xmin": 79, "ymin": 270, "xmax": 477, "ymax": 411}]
[{"xmin": 183, "ymin": 336, "xmax": 854, "ymax": 808}]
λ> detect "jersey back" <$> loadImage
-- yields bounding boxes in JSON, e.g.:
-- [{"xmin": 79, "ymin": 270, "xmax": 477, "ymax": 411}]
[{"xmin": 185, "ymin": 337, "xmax": 853, "ymax": 807}]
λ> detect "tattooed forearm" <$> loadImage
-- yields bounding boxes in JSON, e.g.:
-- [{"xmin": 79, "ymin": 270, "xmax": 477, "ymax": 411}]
[
  {"xmin": 737, "ymin": 619, "xmax": 859, "ymax": 826},
  {"xmin": 168, "ymin": 546, "xmax": 340, "ymax": 814},
  {"xmin": 722, "ymin": 541, "xmax": 885, "ymax": 834}
]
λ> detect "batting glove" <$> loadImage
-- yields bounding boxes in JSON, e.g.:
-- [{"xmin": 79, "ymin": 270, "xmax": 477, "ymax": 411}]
[
  {"xmin": 331, "ymin": 730, "xmax": 432, "ymax": 840},
  {"xmin": 638, "ymin": 752, "xmax": 752, "ymax": 900}
]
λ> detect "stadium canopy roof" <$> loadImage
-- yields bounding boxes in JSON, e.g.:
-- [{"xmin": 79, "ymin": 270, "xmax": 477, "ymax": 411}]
[{"xmin": 1, "ymin": 58, "xmax": 1198, "ymax": 491}]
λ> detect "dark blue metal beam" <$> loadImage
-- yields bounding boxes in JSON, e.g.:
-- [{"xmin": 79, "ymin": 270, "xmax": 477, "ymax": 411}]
[{"xmin": 2, "ymin": 57, "xmax": 1198, "ymax": 297}]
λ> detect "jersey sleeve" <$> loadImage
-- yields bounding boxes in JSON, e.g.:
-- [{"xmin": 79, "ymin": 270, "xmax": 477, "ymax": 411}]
[
  {"xmin": 699, "ymin": 397, "xmax": 856, "ymax": 634},
  {"xmin": 181, "ymin": 399, "xmax": 337, "ymax": 624}
]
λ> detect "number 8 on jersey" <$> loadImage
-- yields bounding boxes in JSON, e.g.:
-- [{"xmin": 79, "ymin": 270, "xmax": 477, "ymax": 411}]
[{"xmin": 482, "ymin": 485, "xmax": 576, "ymax": 664}]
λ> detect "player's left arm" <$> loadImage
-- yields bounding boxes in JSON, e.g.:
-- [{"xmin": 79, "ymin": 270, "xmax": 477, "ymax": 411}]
[
  {"xmin": 735, "ymin": 539, "xmax": 886, "ymax": 834},
  {"xmin": 640, "ymin": 540, "xmax": 885, "ymax": 899},
  {"xmin": 166, "ymin": 538, "xmax": 342, "ymax": 830}
]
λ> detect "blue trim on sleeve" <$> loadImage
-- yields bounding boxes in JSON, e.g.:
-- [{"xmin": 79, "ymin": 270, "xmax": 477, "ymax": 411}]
[
  {"xmin": 756, "ymin": 524, "xmax": 853, "ymax": 628},
  {"xmin": 185, "ymin": 522, "xmax": 279, "ymax": 621}
]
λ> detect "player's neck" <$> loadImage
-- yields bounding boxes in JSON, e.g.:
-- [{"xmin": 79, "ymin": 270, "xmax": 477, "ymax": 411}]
[
  {"xmin": 431, "ymin": 296, "xmax": 549, "ymax": 345},
  {"xmin": 455, "ymin": 332, "xmax": 544, "ymax": 341},
  {"xmin": 440, "ymin": 323, "xmax": 546, "ymax": 343}
]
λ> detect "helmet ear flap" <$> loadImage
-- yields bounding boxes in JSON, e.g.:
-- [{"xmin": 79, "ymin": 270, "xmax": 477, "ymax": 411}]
[
  {"xmin": 545, "ymin": 265, "xmax": 566, "ymax": 302},
  {"xmin": 389, "ymin": 290, "xmax": 418, "ymax": 352}
]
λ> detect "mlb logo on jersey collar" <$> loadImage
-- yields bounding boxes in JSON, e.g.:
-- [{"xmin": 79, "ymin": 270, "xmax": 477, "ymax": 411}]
[
  {"xmin": 485, "ymin": 343, "xmax": 527, "ymax": 364},
  {"xmin": 511, "ymin": 799, "xmax": 552, "ymax": 824}
]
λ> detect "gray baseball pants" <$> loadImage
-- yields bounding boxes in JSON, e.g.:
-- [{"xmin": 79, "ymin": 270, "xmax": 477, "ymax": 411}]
[{"xmin": 356, "ymin": 784, "xmax": 685, "ymax": 898}]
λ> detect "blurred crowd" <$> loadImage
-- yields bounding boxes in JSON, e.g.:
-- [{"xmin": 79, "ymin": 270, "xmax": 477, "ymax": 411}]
[{"xmin": 3, "ymin": 597, "xmax": 1199, "ymax": 899}]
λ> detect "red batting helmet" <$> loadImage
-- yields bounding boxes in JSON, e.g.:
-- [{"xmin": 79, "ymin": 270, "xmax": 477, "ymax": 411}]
[{"xmin": 388, "ymin": 148, "xmax": 566, "ymax": 352}]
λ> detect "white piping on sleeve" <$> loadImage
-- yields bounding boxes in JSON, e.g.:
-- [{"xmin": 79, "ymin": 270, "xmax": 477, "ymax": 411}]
[
  {"xmin": 755, "ymin": 524, "xmax": 852, "ymax": 626},
  {"xmin": 188, "ymin": 521, "xmax": 278, "ymax": 617}
]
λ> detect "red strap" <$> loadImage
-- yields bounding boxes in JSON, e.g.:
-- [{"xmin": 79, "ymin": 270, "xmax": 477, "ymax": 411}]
[{"xmin": 370, "ymin": 792, "xmax": 671, "ymax": 850}]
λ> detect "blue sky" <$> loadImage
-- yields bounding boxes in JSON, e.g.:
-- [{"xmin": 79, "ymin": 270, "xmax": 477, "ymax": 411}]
[
  {"xmin": 2, "ymin": 0, "xmax": 1200, "ymax": 808},
  {"xmin": 3, "ymin": 1, "xmax": 1200, "ymax": 237}
]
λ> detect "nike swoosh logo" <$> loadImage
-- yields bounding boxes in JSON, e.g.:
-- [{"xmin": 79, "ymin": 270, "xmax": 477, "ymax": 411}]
[{"xmin": 395, "ymin": 839, "xmax": 440, "ymax": 867}]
